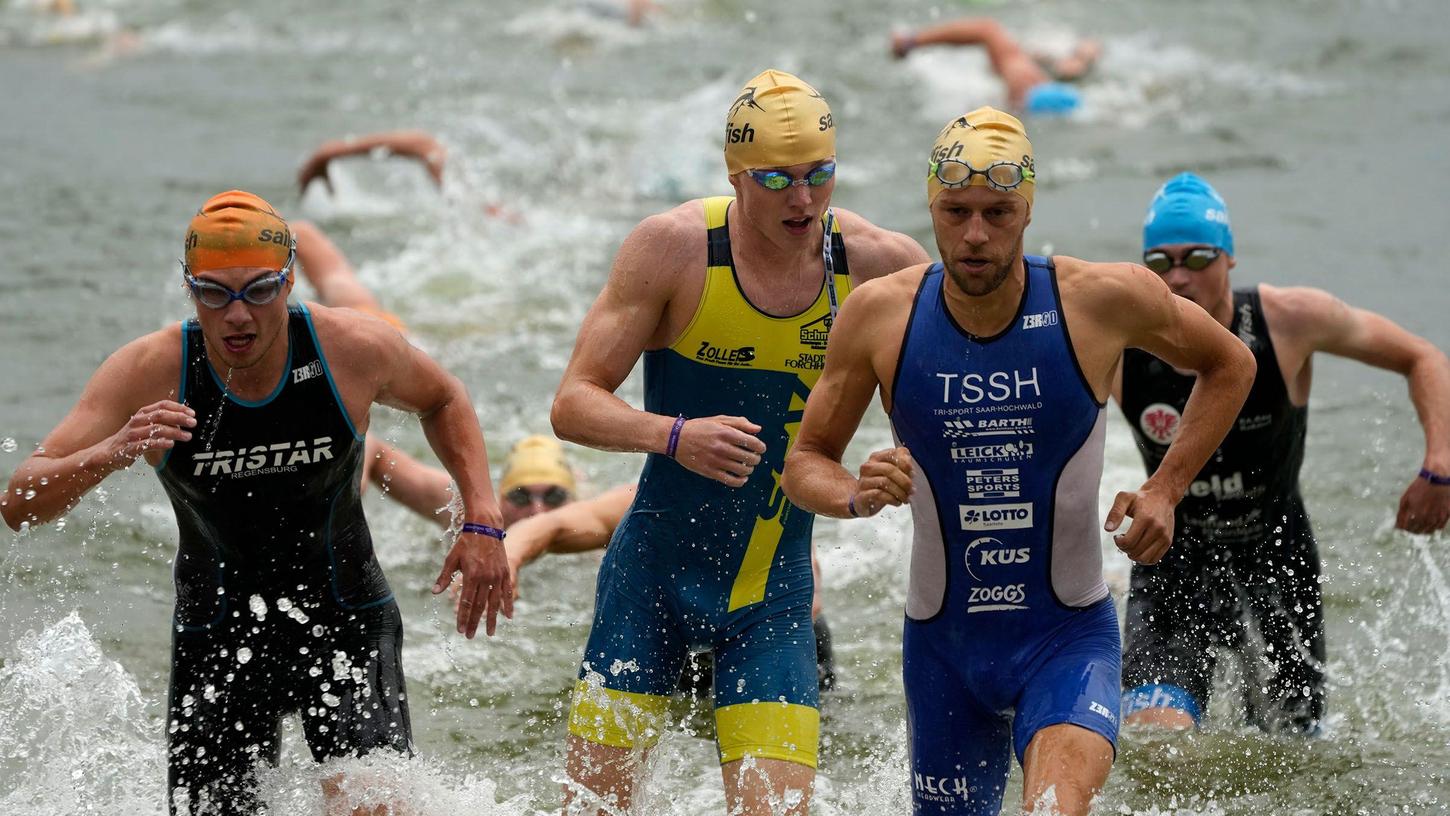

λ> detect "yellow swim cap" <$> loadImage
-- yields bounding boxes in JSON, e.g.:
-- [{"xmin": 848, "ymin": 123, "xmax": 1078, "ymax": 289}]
[
  {"xmin": 926, "ymin": 107, "xmax": 1035, "ymax": 207},
  {"xmin": 499, "ymin": 435, "xmax": 576, "ymax": 495},
  {"xmin": 184, "ymin": 190, "xmax": 293, "ymax": 274},
  {"xmin": 724, "ymin": 69, "xmax": 836, "ymax": 175}
]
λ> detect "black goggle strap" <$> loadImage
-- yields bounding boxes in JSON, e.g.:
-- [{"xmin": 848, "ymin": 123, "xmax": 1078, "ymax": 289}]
[{"xmin": 822, "ymin": 208, "xmax": 840, "ymax": 323}]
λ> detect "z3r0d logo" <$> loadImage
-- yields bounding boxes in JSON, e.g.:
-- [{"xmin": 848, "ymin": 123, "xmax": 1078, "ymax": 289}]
[{"xmin": 959, "ymin": 503, "xmax": 1033, "ymax": 531}]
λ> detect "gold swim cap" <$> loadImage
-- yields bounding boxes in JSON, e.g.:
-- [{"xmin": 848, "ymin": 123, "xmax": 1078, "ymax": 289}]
[
  {"xmin": 926, "ymin": 107, "xmax": 1035, "ymax": 207},
  {"xmin": 184, "ymin": 190, "xmax": 293, "ymax": 274},
  {"xmin": 499, "ymin": 435, "xmax": 576, "ymax": 495},
  {"xmin": 724, "ymin": 69, "xmax": 836, "ymax": 176}
]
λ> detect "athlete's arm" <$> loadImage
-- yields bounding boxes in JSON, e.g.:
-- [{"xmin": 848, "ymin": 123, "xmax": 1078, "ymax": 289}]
[
  {"xmin": 1082, "ymin": 263, "xmax": 1257, "ymax": 564},
  {"xmin": 2, "ymin": 331, "xmax": 188, "ymax": 531},
  {"xmin": 1267, "ymin": 285, "xmax": 1450, "ymax": 533},
  {"xmin": 551, "ymin": 209, "xmax": 767, "ymax": 487},
  {"xmin": 505, "ymin": 485, "xmax": 635, "ymax": 596},
  {"xmin": 364, "ymin": 437, "xmax": 454, "ymax": 527},
  {"xmin": 319, "ymin": 307, "xmax": 511, "ymax": 637},
  {"xmin": 783, "ymin": 276, "xmax": 916, "ymax": 519},
  {"xmin": 297, "ymin": 130, "xmax": 447, "ymax": 193}
]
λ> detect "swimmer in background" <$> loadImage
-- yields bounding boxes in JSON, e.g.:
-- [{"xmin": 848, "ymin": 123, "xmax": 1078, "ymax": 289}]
[
  {"xmin": 891, "ymin": 17, "xmax": 1100, "ymax": 116},
  {"xmin": 297, "ymin": 130, "xmax": 448, "ymax": 193}
]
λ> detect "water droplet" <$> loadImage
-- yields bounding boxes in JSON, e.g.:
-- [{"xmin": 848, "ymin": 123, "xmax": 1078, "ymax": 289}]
[
  {"xmin": 23, "ymin": 489, "xmax": 36, "ymax": 500},
  {"xmin": 236, "ymin": 647, "xmax": 252, "ymax": 665},
  {"xmin": 249, "ymin": 595, "xmax": 268, "ymax": 621},
  {"xmin": 321, "ymin": 692, "xmax": 341, "ymax": 707},
  {"xmin": 276, "ymin": 597, "xmax": 294, "ymax": 612},
  {"xmin": 0, "ymin": 437, "xmax": 16, "ymax": 453}
]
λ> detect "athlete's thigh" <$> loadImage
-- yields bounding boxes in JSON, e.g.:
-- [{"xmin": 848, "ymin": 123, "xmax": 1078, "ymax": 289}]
[
  {"xmin": 1121, "ymin": 550, "xmax": 1221, "ymax": 721},
  {"xmin": 167, "ymin": 624, "xmax": 285, "ymax": 816},
  {"xmin": 296, "ymin": 601, "xmax": 413, "ymax": 762},
  {"xmin": 903, "ymin": 622, "xmax": 1012, "ymax": 816},
  {"xmin": 570, "ymin": 536, "xmax": 690, "ymax": 751},
  {"xmin": 1234, "ymin": 527, "xmax": 1326, "ymax": 731},
  {"xmin": 1014, "ymin": 600, "xmax": 1121, "ymax": 764},
  {"xmin": 712, "ymin": 582, "xmax": 819, "ymax": 768}
]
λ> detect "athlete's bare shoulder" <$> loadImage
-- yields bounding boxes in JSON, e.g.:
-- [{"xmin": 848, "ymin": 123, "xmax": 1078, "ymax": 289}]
[
  {"xmin": 1054, "ymin": 255, "xmax": 1171, "ymax": 331},
  {"xmin": 1257, "ymin": 283, "xmax": 1348, "ymax": 332},
  {"xmin": 613, "ymin": 199, "xmax": 709, "ymax": 281},
  {"xmin": 98, "ymin": 324, "xmax": 185, "ymax": 405},
  {"xmin": 832, "ymin": 207, "xmax": 931, "ymax": 282},
  {"xmin": 302, "ymin": 301, "xmax": 407, "ymax": 373}
]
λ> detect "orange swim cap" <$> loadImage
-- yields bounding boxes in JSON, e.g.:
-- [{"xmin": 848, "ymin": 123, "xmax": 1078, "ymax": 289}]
[{"xmin": 183, "ymin": 190, "xmax": 293, "ymax": 274}]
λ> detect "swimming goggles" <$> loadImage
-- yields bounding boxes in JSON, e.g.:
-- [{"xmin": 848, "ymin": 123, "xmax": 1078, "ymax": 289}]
[
  {"xmin": 1143, "ymin": 247, "xmax": 1222, "ymax": 274},
  {"xmin": 930, "ymin": 159, "xmax": 1034, "ymax": 191},
  {"xmin": 504, "ymin": 484, "xmax": 571, "ymax": 509},
  {"xmin": 182, "ymin": 245, "xmax": 296, "ymax": 309},
  {"xmin": 748, "ymin": 161, "xmax": 836, "ymax": 191}
]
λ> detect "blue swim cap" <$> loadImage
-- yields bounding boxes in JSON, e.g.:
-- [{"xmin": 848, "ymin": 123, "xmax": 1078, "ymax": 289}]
[
  {"xmin": 1024, "ymin": 82, "xmax": 1081, "ymax": 116},
  {"xmin": 1143, "ymin": 172, "xmax": 1234, "ymax": 255}
]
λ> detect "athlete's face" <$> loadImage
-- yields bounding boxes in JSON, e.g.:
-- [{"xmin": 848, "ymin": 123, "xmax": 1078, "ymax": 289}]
[
  {"xmin": 499, "ymin": 482, "xmax": 573, "ymax": 527},
  {"xmin": 1145, "ymin": 242, "xmax": 1235, "ymax": 308},
  {"xmin": 728, "ymin": 157, "xmax": 836, "ymax": 245},
  {"xmin": 930, "ymin": 186, "xmax": 1030, "ymax": 297},
  {"xmin": 188, "ymin": 266, "xmax": 294, "ymax": 371}
]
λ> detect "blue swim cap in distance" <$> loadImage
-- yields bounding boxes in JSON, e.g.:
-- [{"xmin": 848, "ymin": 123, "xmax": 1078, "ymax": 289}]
[
  {"xmin": 1143, "ymin": 172, "xmax": 1234, "ymax": 255},
  {"xmin": 1024, "ymin": 82, "xmax": 1081, "ymax": 116}
]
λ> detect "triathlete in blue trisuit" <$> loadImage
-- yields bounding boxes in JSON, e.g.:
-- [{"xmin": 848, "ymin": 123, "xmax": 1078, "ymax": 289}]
[
  {"xmin": 781, "ymin": 109, "xmax": 1255, "ymax": 816},
  {"xmin": 1, "ymin": 191, "xmax": 512, "ymax": 815},
  {"xmin": 550, "ymin": 70, "xmax": 928, "ymax": 815},
  {"xmin": 1117, "ymin": 173, "xmax": 1450, "ymax": 733}
]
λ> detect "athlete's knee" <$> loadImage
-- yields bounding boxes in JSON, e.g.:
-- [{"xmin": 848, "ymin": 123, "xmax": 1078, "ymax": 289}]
[
  {"xmin": 564, "ymin": 734, "xmax": 643, "ymax": 816},
  {"xmin": 1121, "ymin": 683, "xmax": 1200, "ymax": 728}
]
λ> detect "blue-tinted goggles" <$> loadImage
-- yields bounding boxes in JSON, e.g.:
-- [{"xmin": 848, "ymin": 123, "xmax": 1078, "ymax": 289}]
[
  {"xmin": 747, "ymin": 161, "xmax": 836, "ymax": 191},
  {"xmin": 182, "ymin": 246, "xmax": 295, "ymax": 309}
]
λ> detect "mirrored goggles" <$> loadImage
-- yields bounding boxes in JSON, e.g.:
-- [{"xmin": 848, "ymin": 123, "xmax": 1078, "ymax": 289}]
[
  {"xmin": 1143, "ymin": 247, "xmax": 1222, "ymax": 275},
  {"xmin": 182, "ymin": 246, "xmax": 295, "ymax": 309},
  {"xmin": 747, "ymin": 161, "xmax": 836, "ymax": 191},
  {"xmin": 504, "ymin": 484, "xmax": 571, "ymax": 509},
  {"xmin": 930, "ymin": 159, "xmax": 1033, "ymax": 191}
]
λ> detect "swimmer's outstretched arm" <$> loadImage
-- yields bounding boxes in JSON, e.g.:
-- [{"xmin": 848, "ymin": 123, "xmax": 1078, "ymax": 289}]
[
  {"xmin": 503, "ymin": 484, "xmax": 635, "ymax": 597},
  {"xmin": 2, "ymin": 330, "xmax": 187, "ymax": 531},
  {"xmin": 297, "ymin": 130, "xmax": 447, "ymax": 193},
  {"xmin": 363, "ymin": 437, "xmax": 454, "ymax": 526},
  {"xmin": 551, "ymin": 208, "xmax": 767, "ymax": 487}
]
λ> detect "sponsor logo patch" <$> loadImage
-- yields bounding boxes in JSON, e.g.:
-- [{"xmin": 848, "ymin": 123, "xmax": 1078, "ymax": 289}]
[
  {"xmin": 1022, "ymin": 310, "xmax": 1058, "ymax": 330},
  {"xmin": 696, "ymin": 341, "xmax": 756, "ymax": 367},
  {"xmin": 959, "ymin": 502, "xmax": 1033, "ymax": 531},
  {"xmin": 799, "ymin": 313, "xmax": 832, "ymax": 350},
  {"xmin": 963, "ymin": 536, "xmax": 1030, "ymax": 580},
  {"xmin": 965, "ymin": 467, "xmax": 1020, "ymax": 499},
  {"xmin": 292, "ymin": 360, "xmax": 323, "ymax": 384},
  {"xmin": 951, "ymin": 442, "xmax": 1034, "ymax": 463},
  {"xmin": 967, "ymin": 583, "xmax": 1028, "ymax": 612},
  {"xmin": 190, "ymin": 437, "xmax": 335, "ymax": 479},
  {"xmin": 1138, "ymin": 402, "xmax": 1181, "ymax": 445}
]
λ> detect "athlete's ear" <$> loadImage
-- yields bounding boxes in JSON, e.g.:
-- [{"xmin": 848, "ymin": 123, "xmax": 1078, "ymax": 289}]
[
  {"xmin": 727, "ymin": 171, "xmax": 744, "ymax": 198},
  {"xmin": 1225, "ymin": 252, "xmax": 1236, "ymax": 271}
]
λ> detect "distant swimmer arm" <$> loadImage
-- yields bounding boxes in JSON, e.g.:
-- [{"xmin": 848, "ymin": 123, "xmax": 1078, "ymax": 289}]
[
  {"xmin": 2, "ymin": 332, "xmax": 189, "ymax": 531},
  {"xmin": 551, "ymin": 211, "xmax": 766, "ymax": 487},
  {"xmin": 1267, "ymin": 285, "xmax": 1450, "ymax": 533},
  {"xmin": 363, "ymin": 437, "xmax": 454, "ymax": 527},
  {"xmin": 1088, "ymin": 263, "xmax": 1256, "ymax": 564},
  {"xmin": 297, "ymin": 130, "xmax": 448, "ymax": 193},
  {"xmin": 783, "ymin": 279, "xmax": 914, "ymax": 519},
  {"xmin": 504, "ymin": 485, "xmax": 635, "ymax": 597}
]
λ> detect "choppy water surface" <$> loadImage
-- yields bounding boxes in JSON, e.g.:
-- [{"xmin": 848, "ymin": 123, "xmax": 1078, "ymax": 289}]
[{"xmin": 2, "ymin": 0, "xmax": 1449, "ymax": 813}]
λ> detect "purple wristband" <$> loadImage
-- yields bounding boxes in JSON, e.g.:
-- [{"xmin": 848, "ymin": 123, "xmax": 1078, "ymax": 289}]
[
  {"xmin": 847, "ymin": 494, "xmax": 859, "ymax": 518},
  {"xmin": 1421, "ymin": 468, "xmax": 1450, "ymax": 486},
  {"xmin": 461, "ymin": 522, "xmax": 506, "ymax": 540},
  {"xmin": 666, "ymin": 415, "xmax": 686, "ymax": 459}
]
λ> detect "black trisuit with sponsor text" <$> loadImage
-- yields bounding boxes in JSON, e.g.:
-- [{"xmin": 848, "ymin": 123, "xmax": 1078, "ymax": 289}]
[
  {"xmin": 156, "ymin": 305, "xmax": 409, "ymax": 815},
  {"xmin": 1119, "ymin": 287, "xmax": 1325, "ymax": 733}
]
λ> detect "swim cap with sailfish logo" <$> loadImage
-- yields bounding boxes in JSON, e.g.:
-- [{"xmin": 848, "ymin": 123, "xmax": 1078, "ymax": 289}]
[
  {"xmin": 926, "ymin": 107, "xmax": 1035, "ymax": 207},
  {"xmin": 183, "ymin": 190, "xmax": 293, "ymax": 274},
  {"xmin": 724, "ymin": 69, "xmax": 836, "ymax": 175}
]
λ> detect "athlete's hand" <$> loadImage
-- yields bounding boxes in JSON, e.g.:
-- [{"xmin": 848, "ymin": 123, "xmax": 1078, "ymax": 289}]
[
  {"xmin": 432, "ymin": 530, "xmax": 514, "ymax": 638},
  {"xmin": 1396, "ymin": 475, "xmax": 1450, "ymax": 534},
  {"xmin": 108, "ymin": 400, "xmax": 196, "ymax": 463},
  {"xmin": 673, "ymin": 415, "xmax": 767, "ymax": 488},
  {"xmin": 296, "ymin": 144, "xmax": 339, "ymax": 194},
  {"xmin": 1104, "ymin": 485, "xmax": 1176, "ymax": 564},
  {"xmin": 850, "ymin": 447, "xmax": 914, "ymax": 518}
]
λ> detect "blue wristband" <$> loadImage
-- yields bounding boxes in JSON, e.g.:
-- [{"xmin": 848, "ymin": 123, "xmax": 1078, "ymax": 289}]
[
  {"xmin": 847, "ymin": 494, "xmax": 859, "ymax": 518},
  {"xmin": 1421, "ymin": 468, "xmax": 1450, "ymax": 486},
  {"xmin": 461, "ymin": 522, "xmax": 506, "ymax": 540}
]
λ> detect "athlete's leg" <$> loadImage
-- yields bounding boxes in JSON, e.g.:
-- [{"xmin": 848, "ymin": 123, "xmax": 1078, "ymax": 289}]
[
  {"xmin": 904, "ymin": 622, "xmax": 1011, "ymax": 815},
  {"xmin": 1015, "ymin": 600, "xmax": 1120, "ymax": 815},
  {"xmin": 564, "ymin": 531, "xmax": 689, "ymax": 814},
  {"xmin": 1020, "ymin": 725, "xmax": 1113, "ymax": 815},
  {"xmin": 713, "ymin": 573, "xmax": 819, "ymax": 815},
  {"xmin": 1121, "ymin": 546, "xmax": 1226, "ymax": 728}
]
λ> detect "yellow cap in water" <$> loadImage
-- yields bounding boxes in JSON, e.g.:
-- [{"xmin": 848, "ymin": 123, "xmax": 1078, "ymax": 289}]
[
  {"xmin": 499, "ymin": 435, "xmax": 576, "ymax": 495},
  {"xmin": 926, "ymin": 107, "xmax": 1035, "ymax": 207},
  {"xmin": 724, "ymin": 69, "xmax": 836, "ymax": 175}
]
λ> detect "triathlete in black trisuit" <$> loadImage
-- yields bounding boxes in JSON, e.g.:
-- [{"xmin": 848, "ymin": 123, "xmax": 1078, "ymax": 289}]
[
  {"xmin": 3, "ymin": 191, "xmax": 512, "ymax": 815},
  {"xmin": 1115, "ymin": 173, "xmax": 1450, "ymax": 733}
]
